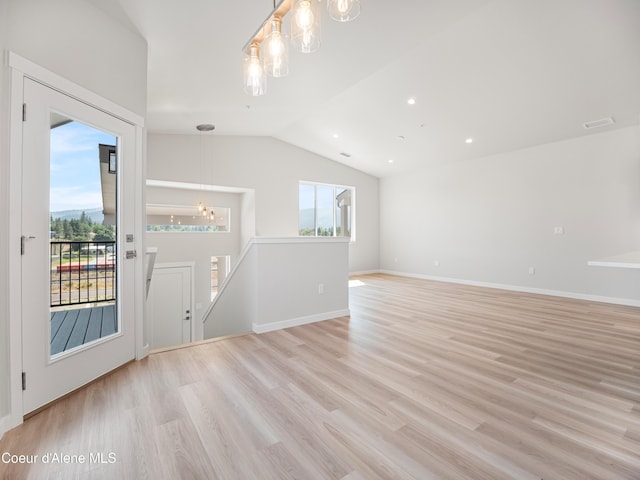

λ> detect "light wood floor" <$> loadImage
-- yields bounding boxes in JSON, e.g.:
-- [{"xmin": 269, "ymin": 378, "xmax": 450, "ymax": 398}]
[{"xmin": 1, "ymin": 274, "xmax": 639, "ymax": 479}]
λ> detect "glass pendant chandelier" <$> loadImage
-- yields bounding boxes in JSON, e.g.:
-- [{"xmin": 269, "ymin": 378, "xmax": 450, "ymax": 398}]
[
  {"xmin": 327, "ymin": 0, "xmax": 360, "ymax": 22},
  {"xmin": 243, "ymin": 42, "xmax": 267, "ymax": 96},
  {"xmin": 291, "ymin": 0, "xmax": 321, "ymax": 53},
  {"xmin": 262, "ymin": 15, "xmax": 289, "ymax": 77},
  {"xmin": 242, "ymin": 0, "xmax": 361, "ymax": 95}
]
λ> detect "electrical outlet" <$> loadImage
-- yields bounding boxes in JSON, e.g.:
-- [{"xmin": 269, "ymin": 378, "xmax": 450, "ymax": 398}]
[
  {"xmin": 318, "ymin": 283, "xmax": 325, "ymax": 295},
  {"xmin": 434, "ymin": 260, "xmax": 440, "ymax": 267},
  {"xmin": 528, "ymin": 267, "xmax": 535, "ymax": 275},
  {"xmin": 554, "ymin": 226, "xmax": 564, "ymax": 235}
]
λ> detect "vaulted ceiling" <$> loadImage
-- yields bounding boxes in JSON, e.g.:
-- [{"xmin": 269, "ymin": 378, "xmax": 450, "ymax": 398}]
[{"xmin": 90, "ymin": 0, "xmax": 640, "ymax": 177}]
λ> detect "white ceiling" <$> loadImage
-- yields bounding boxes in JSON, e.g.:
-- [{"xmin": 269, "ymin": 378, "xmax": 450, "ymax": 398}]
[{"xmin": 89, "ymin": 0, "xmax": 640, "ymax": 178}]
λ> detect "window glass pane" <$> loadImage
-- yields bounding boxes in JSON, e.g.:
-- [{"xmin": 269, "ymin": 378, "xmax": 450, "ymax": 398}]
[
  {"xmin": 316, "ymin": 184, "xmax": 334, "ymax": 236},
  {"xmin": 146, "ymin": 205, "xmax": 230, "ymax": 232},
  {"xmin": 211, "ymin": 255, "xmax": 231, "ymax": 300},
  {"xmin": 299, "ymin": 182, "xmax": 354, "ymax": 239},
  {"xmin": 299, "ymin": 183, "xmax": 315, "ymax": 236}
]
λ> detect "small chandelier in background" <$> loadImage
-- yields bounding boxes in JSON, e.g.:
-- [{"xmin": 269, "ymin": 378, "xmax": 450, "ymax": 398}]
[
  {"xmin": 243, "ymin": 0, "xmax": 361, "ymax": 96},
  {"xmin": 196, "ymin": 124, "xmax": 217, "ymax": 223}
]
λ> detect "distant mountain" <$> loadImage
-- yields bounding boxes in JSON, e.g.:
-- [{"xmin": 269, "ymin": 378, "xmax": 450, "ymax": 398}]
[
  {"xmin": 299, "ymin": 208, "xmax": 334, "ymax": 230},
  {"xmin": 51, "ymin": 208, "xmax": 104, "ymax": 224}
]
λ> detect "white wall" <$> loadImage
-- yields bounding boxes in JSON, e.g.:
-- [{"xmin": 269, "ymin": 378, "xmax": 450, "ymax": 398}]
[
  {"xmin": 7, "ymin": 0, "xmax": 147, "ymax": 118},
  {"xmin": 146, "ymin": 187, "xmax": 243, "ymax": 327},
  {"xmin": 203, "ymin": 238, "xmax": 350, "ymax": 338},
  {"xmin": 0, "ymin": 0, "xmax": 147, "ymax": 434},
  {"xmin": 254, "ymin": 239, "xmax": 350, "ymax": 330},
  {"xmin": 203, "ymin": 246, "xmax": 256, "ymax": 339},
  {"xmin": 380, "ymin": 126, "xmax": 640, "ymax": 302},
  {"xmin": 240, "ymin": 190, "xmax": 256, "ymax": 248},
  {"xmin": 147, "ymin": 134, "xmax": 380, "ymax": 273}
]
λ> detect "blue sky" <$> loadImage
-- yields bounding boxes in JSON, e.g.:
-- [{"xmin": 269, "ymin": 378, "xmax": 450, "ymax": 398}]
[{"xmin": 49, "ymin": 121, "xmax": 116, "ymax": 213}]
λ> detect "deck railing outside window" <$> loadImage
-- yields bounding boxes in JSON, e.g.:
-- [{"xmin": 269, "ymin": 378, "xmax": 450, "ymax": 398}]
[{"xmin": 50, "ymin": 241, "xmax": 116, "ymax": 307}]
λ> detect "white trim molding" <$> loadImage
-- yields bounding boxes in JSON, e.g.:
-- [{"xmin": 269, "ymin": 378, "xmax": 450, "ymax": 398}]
[
  {"xmin": 379, "ymin": 270, "xmax": 640, "ymax": 308},
  {"xmin": 0, "ymin": 415, "xmax": 7, "ymax": 438},
  {"xmin": 349, "ymin": 269, "xmax": 380, "ymax": 276},
  {"xmin": 8, "ymin": 53, "xmax": 144, "ymax": 127},
  {"xmin": 253, "ymin": 309, "xmax": 350, "ymax": 334}
]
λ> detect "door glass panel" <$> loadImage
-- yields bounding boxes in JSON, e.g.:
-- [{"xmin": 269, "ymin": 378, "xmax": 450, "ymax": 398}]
[{"xmin": 49, "ymin": 115, "xmax": 119, "ymax": 358}]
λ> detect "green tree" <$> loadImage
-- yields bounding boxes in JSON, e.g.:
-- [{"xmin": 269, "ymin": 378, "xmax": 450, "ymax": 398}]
[
  {"xmin": 62, "ymin": 219, "xmax": 73, "ymax": 240},
  {"xmin": 92, "ymin": 224, "xmax": 115, "ymax": 241}
]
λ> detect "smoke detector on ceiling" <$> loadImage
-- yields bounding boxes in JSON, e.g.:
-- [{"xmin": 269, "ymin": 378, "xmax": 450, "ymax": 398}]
[{"xmin": 582, "ymin": 117, "xmax": 615, "ymax": 130}]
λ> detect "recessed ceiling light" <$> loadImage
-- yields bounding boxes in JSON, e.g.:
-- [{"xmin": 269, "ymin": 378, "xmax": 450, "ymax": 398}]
[
  {"xmin": 396, "ymin": 135, "xmax": 405, "ymax": 140},
  {"xmin": 332, "ymin": 133, "xmax": 340, "ymax": 138},
  {"xmin": 407, "ymin": 98, "xmax": 416, "ymax": 105},
  {"xmin": 388, "ymin": 159, "xmax": 394, "ymax": 164},
  {"xmin": 465, "ymin": 138, "xmax": 473, "ymax": 144}
]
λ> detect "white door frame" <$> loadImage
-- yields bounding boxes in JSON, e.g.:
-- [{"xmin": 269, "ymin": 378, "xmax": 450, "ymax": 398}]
[{"xmin": 6, "ymin": 53, "xmax": 146, "ymax": 430}]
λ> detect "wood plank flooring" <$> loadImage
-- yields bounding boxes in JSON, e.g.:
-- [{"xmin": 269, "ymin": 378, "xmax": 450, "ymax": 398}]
[{"xmin": 1, "ymin": 274, "xmax": 639, "ymax": 479}]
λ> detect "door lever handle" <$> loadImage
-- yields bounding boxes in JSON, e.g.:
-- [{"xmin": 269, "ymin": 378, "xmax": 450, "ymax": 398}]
[{"xmin": 20, "ymin": 235, "xmax": 36, "ymax": 255}]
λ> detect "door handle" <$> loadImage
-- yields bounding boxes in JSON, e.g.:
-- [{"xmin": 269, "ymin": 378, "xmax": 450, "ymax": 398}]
[{"xmin": 20, "ymin": 235, "xmax": 36, "ymax": 255}]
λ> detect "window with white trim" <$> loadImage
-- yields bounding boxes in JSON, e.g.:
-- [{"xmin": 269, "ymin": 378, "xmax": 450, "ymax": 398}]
[
  {"xmin": 299, "ymin": 182, "xmax": 354, "ymax": 239},
  {"xmin": 146, "ymin": 205, "xmax": 230, "ymax": 232}
]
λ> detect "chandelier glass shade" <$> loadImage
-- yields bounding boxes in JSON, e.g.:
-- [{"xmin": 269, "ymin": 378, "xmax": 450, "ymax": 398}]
[
  {"xmin": 243, "ymin": 42, "xmax": 267, "ymax": 96},
  {"xmin": 262, "ymin": 16, "xmax": 289, "ymax": 77},
  {"xmin": 327, "ymin": 0, "xmax": 360, "ymax": 22},
  {"xmin": 290, "ymin": 0, "xmax": 322, "ymax": 53}
]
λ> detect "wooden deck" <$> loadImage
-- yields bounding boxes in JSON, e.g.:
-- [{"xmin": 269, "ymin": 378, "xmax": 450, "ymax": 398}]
[{"xmin": 50, "ymin": 304, "xmax": 117, "ymax": 355}]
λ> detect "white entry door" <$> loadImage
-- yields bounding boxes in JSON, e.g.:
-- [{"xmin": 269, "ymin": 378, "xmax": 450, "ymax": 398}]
[
  {"xmin": 21, "ymin": 78, "xmax": 137, "ymax": 414},
  {"xmin": 147, "ymin": 265, "xmax": 192, "ymax": 349}
]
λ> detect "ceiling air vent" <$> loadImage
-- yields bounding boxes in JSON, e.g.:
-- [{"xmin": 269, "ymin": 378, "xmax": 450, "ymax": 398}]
[
  {"xmin": 582, "ymin": 117, "xmax": 615, "ymax": 130},
  {"xmin": 340, "ymin": 152, "xmax": 352, "ymax": 158}
]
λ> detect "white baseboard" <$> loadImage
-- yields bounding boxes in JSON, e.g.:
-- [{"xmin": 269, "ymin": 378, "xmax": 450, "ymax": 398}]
[
  {"xmin": 379, "ymin": 270, "xmax": 640, "ymax": 307},
  {"xmin": 253, "ymin": 309, "xmax": 350, "ymax": 334},
  {"xmin": 0, "ymin": 413, "xmax": 14, "ymax": 440},
  {"xmin": 349, "ymin": 269, "xmax": 380, "ymax": 276},
  {"xmin": 0, "ymin": 411, "xmax": 24, "ymax": 440}
]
